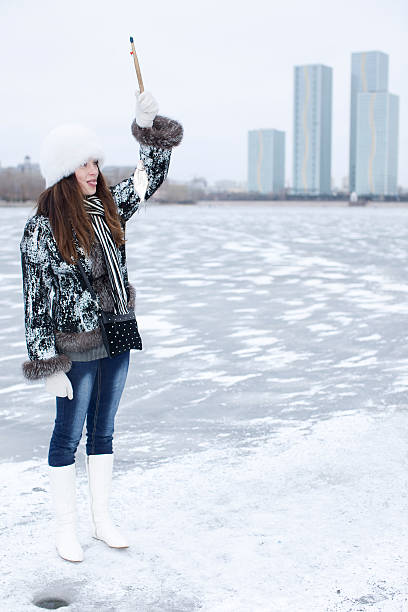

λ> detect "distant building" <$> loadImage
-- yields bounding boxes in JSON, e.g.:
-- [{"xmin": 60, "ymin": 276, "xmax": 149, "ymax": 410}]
[
  {"xmin": 341, "ymin": 176, "xmax": 349, "ymax": 192},
  {"xmin": 190, "ymin": 177, "xmax": 208, "ymax": 192},
  {"xmin": 102, "ymin": 166, "xmax": 135, "ymax": 186},
  {"xmin": 349, "ymin": 51, "xmax": 389, "ymax": 193},
  {"xmin": 16, "ymin": 155, "xmax": 40, "ymax": 173},
  {"xmin": 0, "ymin": 156, "xmax": 43, "ymax": 201},
  {"xmin": 292, "ymin": 64, "xmax": 332, "ymax": 196},
  {"xmin": 213, "ymin": 179, "xmax": 247, "ymax": 193},
  {"xmin": 248, "ymin": 129, "xmax": 285, "ymax": 194},
  {"xmin": 355, "ymin": 92, "xmax": 399, "ymax": 196}
]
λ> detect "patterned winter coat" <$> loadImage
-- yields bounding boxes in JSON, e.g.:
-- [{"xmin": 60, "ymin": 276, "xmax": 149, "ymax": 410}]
[{"xmin": 20, "ymin": 116, "xmax": 183, "ymax": 380}]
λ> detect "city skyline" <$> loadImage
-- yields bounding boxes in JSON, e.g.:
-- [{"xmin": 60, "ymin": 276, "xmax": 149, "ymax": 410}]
[
  {"xmin": 247, "ymin": 51, "xmax": 400, "ymax": 196},
  {"xmin": 3, "ymin": 47, "xmax": 402, "ymax": 194},
  {"xmin": 0, "ymin": 0, "xmax": 406, "ymax": 188}
]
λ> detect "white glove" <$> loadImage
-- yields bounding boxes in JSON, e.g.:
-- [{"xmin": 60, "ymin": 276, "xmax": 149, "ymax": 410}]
[
  {"xmin": 135, "ymin": 91, "xmax": 159, "ymax": 128},
  {"xmin": 133, "ymin": 159, "xmax": 149, "ymax": 202},
  {"xmin": 45, "ymin": 371, "xmax": 73, "ymax": 400}
]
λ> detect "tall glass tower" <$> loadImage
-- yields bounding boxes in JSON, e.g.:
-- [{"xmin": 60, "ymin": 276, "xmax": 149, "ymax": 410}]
[
  {"xmin": 292, "ymin": 64, "xmax": 332, "ymax": 196},
  {"xmin": 355, "ymin": 92, "xmax": 399, "ymax": 196},
  {"xmin": 349, "ymin": 51, "xmax": 389, "ymax": 193},
  {"xmin": 248, "ymin": 129, "xmax": 285, "ymax": 194}
]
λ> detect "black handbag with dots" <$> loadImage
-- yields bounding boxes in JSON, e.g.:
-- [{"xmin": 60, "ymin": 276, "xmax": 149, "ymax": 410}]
[{"xmin": 77, "ymin": 261, "xmax": 142, "ymax": 358}]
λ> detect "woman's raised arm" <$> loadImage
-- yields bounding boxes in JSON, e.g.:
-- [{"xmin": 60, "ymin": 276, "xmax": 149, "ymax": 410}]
[{"xmin": 111, "ymin": 92, "xmax": 183, "ymax": 222}]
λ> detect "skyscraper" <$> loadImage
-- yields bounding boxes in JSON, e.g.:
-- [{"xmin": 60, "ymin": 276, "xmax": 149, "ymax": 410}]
[
  {"xmin": 350, "ymin": 51, "xmax": 399, "ymax": 197},
  {"xmin": 247, "ymin": 129, "xmax": 285, "ymax": 194},
  {"xmin": 355, "ymin": 92, "xmax": 399, "ymax": 196},
  {"xmin": 349, "ymin": 51, "xmax": 389, "ymax": 193},
  {"xmin": 292, "ymin": 64, "xmax": 332, "ymax": 196}
]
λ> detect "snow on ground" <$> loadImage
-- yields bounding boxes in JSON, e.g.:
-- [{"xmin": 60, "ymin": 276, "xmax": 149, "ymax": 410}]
[
  {"xmin": 2, "ymin": 204, "xmax": 408, "ymax": 610},
  {"xmin": 1, "ymin": 410, "xmax": 408, "ymax": 611}
]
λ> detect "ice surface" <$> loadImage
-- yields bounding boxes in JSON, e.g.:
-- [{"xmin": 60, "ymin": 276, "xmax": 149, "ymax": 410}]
[{"xmin": 2, "ymin": 204, "xmax": 408, "ymax": 610}]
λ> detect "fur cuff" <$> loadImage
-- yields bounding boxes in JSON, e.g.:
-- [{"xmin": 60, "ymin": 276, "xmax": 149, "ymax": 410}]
[
  {"xmin": 22, "ymin": 354, "xmax": 72, "ymax": 381},
  {"xmin": 131, "ymin": 115, "xmax": 183, "ymax": 149}
]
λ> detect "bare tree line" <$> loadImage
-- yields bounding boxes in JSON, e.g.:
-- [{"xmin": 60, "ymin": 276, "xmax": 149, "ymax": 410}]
[
  {"xmin": 0, "ymin": 166, "xmax": 45, "ymax": 201},
  {"xmin": 0, "ymin": 163, "xmax": 203, "ymax": 204}
]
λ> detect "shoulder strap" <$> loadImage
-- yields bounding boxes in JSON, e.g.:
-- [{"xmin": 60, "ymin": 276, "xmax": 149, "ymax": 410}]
[{"xmin": 77, "ymin": 260, "xmax": 98, "ymax": 301}]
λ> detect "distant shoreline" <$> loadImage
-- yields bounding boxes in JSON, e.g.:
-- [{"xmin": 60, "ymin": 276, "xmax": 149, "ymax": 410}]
[
  {"xmin": 2, "ymin": 199, "xmax": 408, "ymax": 209},
  {"xmin": 0, "ymin": 201, "xmax": 37, "ymax": 208},
  {"xmin": 195, "ymin": 200, "xmax": 408, "ymax": 208}
]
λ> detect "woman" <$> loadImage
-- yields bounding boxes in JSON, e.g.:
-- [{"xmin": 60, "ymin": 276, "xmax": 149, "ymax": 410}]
[{"xmin": 20, "ymin": 91, "xmax": 183, "ymax": 562}]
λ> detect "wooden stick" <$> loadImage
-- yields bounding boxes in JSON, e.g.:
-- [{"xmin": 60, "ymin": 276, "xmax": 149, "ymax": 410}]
[{"xmin": 130, "ymin": 36, "xmax": 144, "ymax": 93}]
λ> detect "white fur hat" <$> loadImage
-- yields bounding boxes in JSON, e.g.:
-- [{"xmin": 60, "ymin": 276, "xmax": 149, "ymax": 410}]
[{"xmin": 40, "ymin": 123, "xmax": 105, "ymax": 188}]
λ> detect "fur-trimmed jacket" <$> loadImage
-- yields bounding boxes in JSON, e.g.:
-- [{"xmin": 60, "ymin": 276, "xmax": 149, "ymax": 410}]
[{"xmin": 20, "ymin": 115, "xmax": 183, "ymax": 380}]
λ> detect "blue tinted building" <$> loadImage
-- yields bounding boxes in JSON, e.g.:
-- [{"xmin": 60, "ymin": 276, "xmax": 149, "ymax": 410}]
[
  {"xmin": 248, "ymin": 129, "xmax": 285, "ymax": 194},
  {"xmin": 355, "ymin": 92, "xmax": 399, "ymax": 196},
  {"xmin": 292, "ymin": 64, "xmax": 332, "ymax": 196},
  {"xmin": 349, "ymin": 51, "xmax": 389, "ymax": 193}
]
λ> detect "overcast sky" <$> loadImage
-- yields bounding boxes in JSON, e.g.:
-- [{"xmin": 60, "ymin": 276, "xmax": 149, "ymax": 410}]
[{"xmin": 1, "ymin": 0, "xmax": 407, "ymax": 187}]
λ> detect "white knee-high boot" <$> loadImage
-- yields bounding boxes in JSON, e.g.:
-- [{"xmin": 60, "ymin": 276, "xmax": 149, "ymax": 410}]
[
  {"xmin": 86, "ymin": 454, "xmax": 129, "ymax": 548},
  {"xmin": 48, "ymin": 463, "xmax": 84, "ymax": 562}
]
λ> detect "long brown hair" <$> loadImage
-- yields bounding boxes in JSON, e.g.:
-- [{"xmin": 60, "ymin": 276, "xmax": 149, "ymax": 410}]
[{"xmin": 36, "ymin": 171, "xmax": 125, "ymax": 263}]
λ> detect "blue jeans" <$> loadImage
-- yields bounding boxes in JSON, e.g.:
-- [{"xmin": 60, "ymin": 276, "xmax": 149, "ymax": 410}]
[{"xmin": 48, "ymin": 351, "xmax": 130, "ymax": 467}]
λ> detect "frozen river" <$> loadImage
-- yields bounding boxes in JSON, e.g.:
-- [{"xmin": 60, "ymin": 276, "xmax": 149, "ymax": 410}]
[
  {"xmin": 1, "ymin": 203, "xmax": 408, "ymax": 610},
  {"xmin": 2, "ymin": 204, "xmax": 408, "ymax": 465}
]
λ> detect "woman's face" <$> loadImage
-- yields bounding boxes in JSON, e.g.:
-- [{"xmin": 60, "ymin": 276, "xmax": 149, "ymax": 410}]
[{"xmin": 74, "ymin": 159, "xmax": 99, "ymax": 195}]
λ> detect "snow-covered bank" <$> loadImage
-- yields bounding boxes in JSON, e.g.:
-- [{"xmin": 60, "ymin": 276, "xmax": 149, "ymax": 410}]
[{"xmin": 1, "ymin": 409, "xmax": 408, "ymax": 611}]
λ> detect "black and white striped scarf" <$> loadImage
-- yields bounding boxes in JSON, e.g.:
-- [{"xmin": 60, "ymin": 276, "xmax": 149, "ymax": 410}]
[{"xmin": 84, "ymin": 196, "xmax": 128, "ymax": 315}]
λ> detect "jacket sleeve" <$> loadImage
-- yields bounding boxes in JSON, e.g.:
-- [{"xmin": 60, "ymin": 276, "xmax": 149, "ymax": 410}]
[
  {"xmin": 20, "ymin": 216, "xmax": 72, "ymax": 380},
  {"xmin": 110, "ymin": 115, "xmax": 183, "ymax": 223}
]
